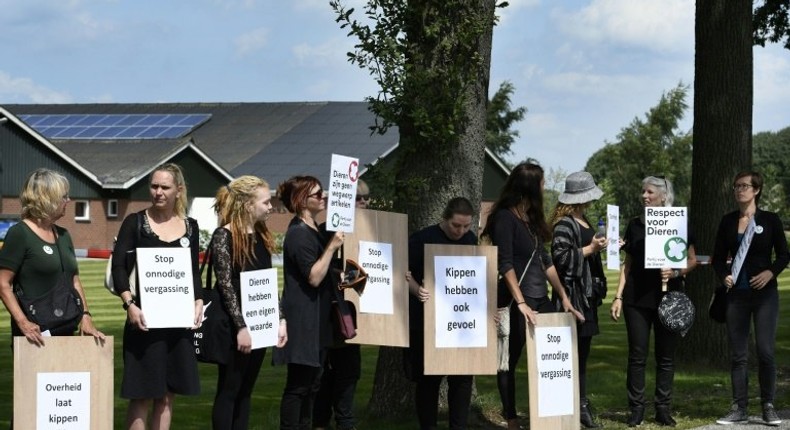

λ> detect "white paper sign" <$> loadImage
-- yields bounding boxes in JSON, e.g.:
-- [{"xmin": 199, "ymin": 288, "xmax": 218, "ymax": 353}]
[
  {"xmin": 606, "ymin": 204, "xmax": 621, "ymax": 270},
  {"xmin": 358, "ymin": 241, "xmax": 394, "ymax": 314},
  {"xmin": 433, "ymin": 256, "xmax": 487, "ymax": 348},
  {"xmin": 644, "ymin": 207, "xmax": 689, "ymax": 269},
  {"xmin": 326, "ymin": 153, "xmax": 360, "ymax": 232},
  {"xmin": 37, "ymin": 372, "xmax": 91, "ymax": 429},
  {"xmin": 240, "ymin": 268, "xmax": 280, "ymax": 349},
  {"xmin": 137, "ymin": 247, "xmax": 196, "ymax": 328},
  {"xmin": 535, "ymin": 326, "xmax": 574, "ymax": 417}
]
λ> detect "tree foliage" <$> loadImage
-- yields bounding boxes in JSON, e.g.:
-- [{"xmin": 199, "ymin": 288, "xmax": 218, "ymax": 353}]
[
  {"xmin": 331, "ymin": 0, "xmax": 500, "ymax": 418},
  {"xmin": 753, "ymin": 0, "xmax": 790, "ymax": 49},
  {"xmin": 754, "ymin": 127, "xmax": 790, "ymax": 221},
  {"xmin": 584, "ymin": 83, "xmax": 692, "ymax": 220},
  {"xmin": 486, "ymin": 80, "xmax": 526, "ymax": 161}
]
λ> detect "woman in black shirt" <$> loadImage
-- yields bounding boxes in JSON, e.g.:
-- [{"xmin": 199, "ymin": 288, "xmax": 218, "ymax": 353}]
[
  {"xmin": 482, "ymin": 162, "xmax": 581, "ymax": 430},
  {"xmin": 610, "ymin": 176, "xmax": 697, "ymax": 427},
  {"xmin": 276, "ymin": 176, "xmax": 343, "ymax": 430},
  {"xmin": 210, "ymin": 176, "xmax": 287, "ymax": 429}
]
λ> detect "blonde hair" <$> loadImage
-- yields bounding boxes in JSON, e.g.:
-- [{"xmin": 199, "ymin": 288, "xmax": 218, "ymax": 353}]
[
  {"xmin": 214, "ymin": 176, "xmax": 276, "ymax": 268},
  {"xmin": 151, "ymin": 163, "xmax": 189, "ymax": 218},
  {"xmin": 20, "ymin": 168, "xmax": 70, "ymax": 221}
]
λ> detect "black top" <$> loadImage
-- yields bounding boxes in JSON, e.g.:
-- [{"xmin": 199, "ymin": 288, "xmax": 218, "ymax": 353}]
[
  {"xmin": 622, "ymin": 216, "xmax": 692, "ymax": 309},
  {"xmin": 277, "ymin": 217, "xmax": 333, "ymax": 367},
  {"xmin": 111, "ymin": 211, "xmax": 203, "ymax": 307},
  {"xmin": 210, "ymin": 227, "xmax": 273, "ymax": 331},
  {"xmin": 407, "ymin": 224, "xmax": 477, "ymax": 329},
  {"xmin": 712, "ymin": 209, "xmax": 789, "ymax": 290},
  {"xmin": 487, "ymin": 209, "xmax": 553, "ymax": 303}
]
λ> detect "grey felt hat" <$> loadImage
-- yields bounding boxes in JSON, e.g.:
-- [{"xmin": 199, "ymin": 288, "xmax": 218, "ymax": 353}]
[{"xmin": 558, "ymin": 171, "xmax": 603, "ymax": 204}]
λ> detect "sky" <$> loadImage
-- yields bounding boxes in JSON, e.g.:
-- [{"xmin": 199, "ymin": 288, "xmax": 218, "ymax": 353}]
[{"xmin": 1, "ymin": 0, "xmax": 788, "ymax": 174}]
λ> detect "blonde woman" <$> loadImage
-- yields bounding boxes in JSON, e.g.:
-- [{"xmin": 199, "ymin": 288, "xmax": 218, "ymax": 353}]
[
  {"xmin": 112, "ymin": 163, "xmax": 204, "ymax": 430},
  {"xmin": 210, "ymin": 176, "xmax": 287, "ymax": 429},
  {"xmin": 0, "ymin": 168, "xmax": 104, "ymax": 343}
]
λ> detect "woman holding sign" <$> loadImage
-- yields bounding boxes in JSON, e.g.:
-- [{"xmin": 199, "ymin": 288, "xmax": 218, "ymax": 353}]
[
  {"xmin": 712, "ymin": 171, "xmax": 788, "ymax": 426},
  {"xmin": 482, "ymin": 162, "xmax": 582, "ymax": 430},
  {"xmin": 210, "ymin": 176, "xmax": 288, "ymax": 429},
  {"xmin": 610, "ymin": 176, "xmax": 697, "ymax": 427},
  {"xmin": 550, "ymin": 171, "xmax": 607, "ymax": 429},
  {"xmin": 112, "ymin": 163, "xmax": 203, "ymax": 430},
  {"xmin": 275, "ymin": 175, "xmax": 344, "ymax": 430},
  {"xmin": 0, "ymin": 168, "xmax": 104, "ymax": 343}
]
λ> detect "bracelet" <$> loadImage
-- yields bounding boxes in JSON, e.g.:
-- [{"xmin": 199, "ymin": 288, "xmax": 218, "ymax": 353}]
[
  {"xmin": 614, "ymin": 297, "xmax": 622, "ymax": 301},
  {"xmin": 83, "ymin": 310, "xmax": 92, "ymax": 317},
  {"xmin": 516, "ymin": 301, "xmax": 526, "ymax": 305}
]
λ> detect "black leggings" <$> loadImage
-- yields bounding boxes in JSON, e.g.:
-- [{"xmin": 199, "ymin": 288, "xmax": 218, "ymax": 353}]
[
  {"xmin": 212, "ymin": 348, "xmax": 266, "ymax": 430},
  {"xmin": 497, "ymin": 296, "xmax": 554, "ymax": 419}
]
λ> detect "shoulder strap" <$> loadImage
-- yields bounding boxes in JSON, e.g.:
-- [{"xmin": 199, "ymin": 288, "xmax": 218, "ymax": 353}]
[
  {"xmin": 517, "ymin": 230, "xmax": 538, "ymax": 287},
  {"xmin": 53, "ymin": 227, "xmax": 66, "ymax": 273},
  {"xmin": 200, "ymin": 237, "xmax": 214, "ymax": 290}
]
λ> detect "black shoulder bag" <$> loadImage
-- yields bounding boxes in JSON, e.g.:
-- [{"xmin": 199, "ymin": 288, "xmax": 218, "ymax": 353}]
[
  {"xmin": 15, "ymin": 229, "xmax": 84, "ymax": 335},
  {"xmin": 193, "ymin": 238, "xmax": 233, "ymax": 365}
]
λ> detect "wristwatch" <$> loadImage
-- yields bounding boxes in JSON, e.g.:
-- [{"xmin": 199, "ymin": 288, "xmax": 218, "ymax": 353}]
[{"xmin": 122, "ymin": 298, "xmax": 136, "ymax": 311}]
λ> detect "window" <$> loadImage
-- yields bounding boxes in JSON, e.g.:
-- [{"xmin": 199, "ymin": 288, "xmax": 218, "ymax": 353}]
[
  {"xmin": 107, "ymin": 199, "xmax": 119, "ymax": 218},
  {"xmin": 74, "ymin": 200, "xmax": 90, "ymax": 221}
]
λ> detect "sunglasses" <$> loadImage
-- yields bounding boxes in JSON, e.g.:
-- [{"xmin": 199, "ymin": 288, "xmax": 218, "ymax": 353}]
[
  {"xmin": 308, "ymin": 188, "xmax": 324, "ymax": 199},
  {"xmin": 356, "ymin": 194, "xmax": 370, "ymax": 202}
]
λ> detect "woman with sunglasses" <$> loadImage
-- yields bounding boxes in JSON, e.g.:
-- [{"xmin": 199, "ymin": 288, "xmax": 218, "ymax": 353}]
[
  {"xmin": 712, "ymin": 171, "xmax": 788, "ymax": 426},
  {"xmin": 276, "ymin": 176, "xmax": 344, "ymax": 430},
  {"xmin": 313, "ymin": 179, "xmax": 369, "ymax": 430},
  {"xmin": 610, "ymin": 176, "xmax": 697, "ymax": 427}
]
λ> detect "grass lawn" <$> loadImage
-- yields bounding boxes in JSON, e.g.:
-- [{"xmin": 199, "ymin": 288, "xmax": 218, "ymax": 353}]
[{"xmin": 0, "ymin": 261, "xmax": 788, "ymax": 429}]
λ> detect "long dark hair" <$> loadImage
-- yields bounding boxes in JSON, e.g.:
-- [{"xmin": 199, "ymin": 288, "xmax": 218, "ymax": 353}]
[{"xmin": 483, "ymin": 162, "xmax": 550, "ymax": 241}]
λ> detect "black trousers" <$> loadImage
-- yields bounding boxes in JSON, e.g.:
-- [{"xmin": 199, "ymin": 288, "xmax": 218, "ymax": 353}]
[
  {"xmin": 726, "ymin": 288, "xmax": 778, "ymax": 409},
  {"xmin": 578, "ymin": 335, "xmax": 592, "ymax": 401},
  {"xmin": 312, "ymin": 344, "xmax": 361, "ymax": 429},
  {"xmin": 416, "ymin": 374, "xmax": 473, "ymax": 430},
  {"xmin": 280, "ymin": 360, "xmax": 325, "ymax": 430},
  {"xmin": 497, "ymin": 296, "xmax": 554, "ymax": 419},
  {"xmin": 212, "ymin": 348, "xmax": 266, "ymax": 430},
  {"xmin": 623, "ymin": 304, "xmax": 677, "ymax": 408}
]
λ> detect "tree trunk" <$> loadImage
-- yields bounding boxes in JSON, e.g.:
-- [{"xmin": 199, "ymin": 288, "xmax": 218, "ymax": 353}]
[
  {"xmin": 367, "ymin": 0, "xmax": 496, "ymax": 417},
  {"xmin": 680, "ymin": 0, "xmax": 753, "ymax": 366}
]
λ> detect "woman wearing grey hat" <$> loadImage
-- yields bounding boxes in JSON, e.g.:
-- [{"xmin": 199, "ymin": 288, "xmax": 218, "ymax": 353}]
[
  {"xmin": 610, "ymin": 176, "xmax": 697, "ymax": 427},
  {"xmin": 550, "ymin": 171, "xmax": 607, "ymax": 428}
]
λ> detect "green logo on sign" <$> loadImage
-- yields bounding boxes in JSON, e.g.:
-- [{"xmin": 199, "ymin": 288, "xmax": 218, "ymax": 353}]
[{"xmin": 664, "ymin": 237, "xmax": 688, "ymax": 262}]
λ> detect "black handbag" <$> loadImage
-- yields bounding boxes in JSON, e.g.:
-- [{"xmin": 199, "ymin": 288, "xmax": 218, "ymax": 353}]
[
  {"xmin": 709, "ymin": 285, "xmax": 727, "ymax": 323},
  {"xmin": 657, "ymin": 290, "xmax": 695, "ymax": 337},
  {"xmin": 15, "ymin": 230, "xmax": 84, "ymax": 335},
  {"xmin": 193, "ymin": 241, "xmax": 233, "ymax": 364}
]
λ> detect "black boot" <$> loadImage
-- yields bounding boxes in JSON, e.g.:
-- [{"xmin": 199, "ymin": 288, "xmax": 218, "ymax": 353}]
[
  {"xmin": 655, "ymin": 405, "xmax": 677, "ymax": 427},
  {"xmin": 580, "ymin": 399, "xmax": 601, "ymax": 428},
  {"xmin": 627, "ymin": 406, "xmax": 644, "ymax": 427}
]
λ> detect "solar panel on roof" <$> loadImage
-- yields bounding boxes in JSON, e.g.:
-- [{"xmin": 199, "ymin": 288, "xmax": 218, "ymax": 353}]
[{"xmin": 19, "ymin": 114, "xmax": 211, "ymax": 140}]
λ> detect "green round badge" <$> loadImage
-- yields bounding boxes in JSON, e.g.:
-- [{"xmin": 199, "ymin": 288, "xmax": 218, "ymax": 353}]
[{"xmin": 664, "ymin": 237, "xmax": 688, "ymax": 262}]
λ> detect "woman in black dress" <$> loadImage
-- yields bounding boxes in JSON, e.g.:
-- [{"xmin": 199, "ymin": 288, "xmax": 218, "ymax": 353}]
[
  {"xmin": 276, "ymin": 176, "xmax": 343, "ymax": 430},
  {"xmin": 211, "ymin": 175, "xmax": 288, "ymax": 429},
  {"xmin": 112, "ymin": 163, "xmax": 204, "ymax": 430}
]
